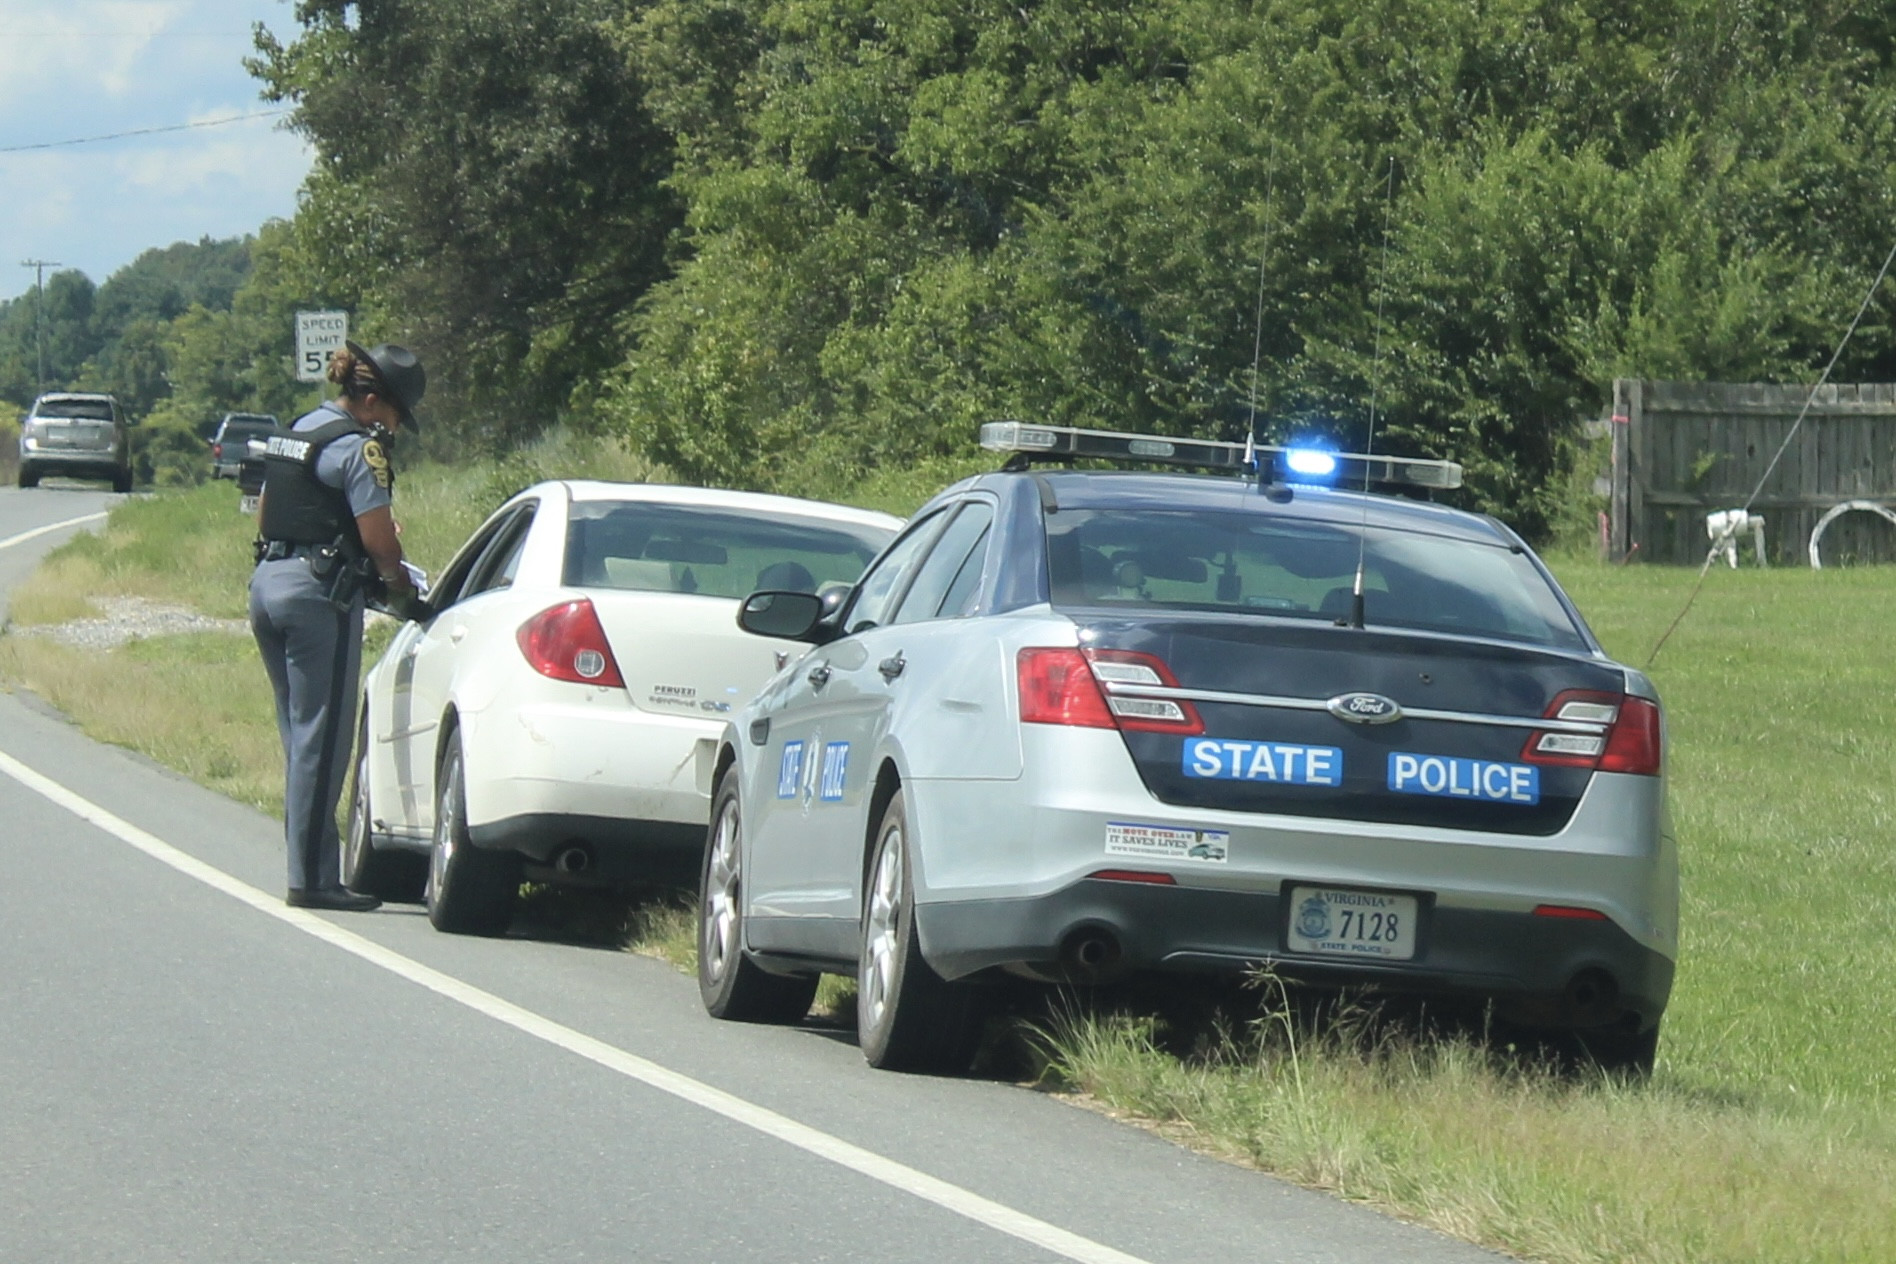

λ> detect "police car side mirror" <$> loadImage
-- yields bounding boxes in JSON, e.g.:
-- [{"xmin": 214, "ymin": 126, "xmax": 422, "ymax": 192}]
[{"xmin": 738, "ymin": 590, "xmax": 827, "ymax": 642}]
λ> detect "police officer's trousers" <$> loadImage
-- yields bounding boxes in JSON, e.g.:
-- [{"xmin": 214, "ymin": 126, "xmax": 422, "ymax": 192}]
[{"xmin": 249, "ymin": 557, "xmax": 364, "ymax": 894}]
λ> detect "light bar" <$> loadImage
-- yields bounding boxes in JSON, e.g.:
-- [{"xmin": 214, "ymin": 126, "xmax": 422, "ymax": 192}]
[{"xmin": 978, "ymin": 421, "xmax": 1462, "ymax": 490}]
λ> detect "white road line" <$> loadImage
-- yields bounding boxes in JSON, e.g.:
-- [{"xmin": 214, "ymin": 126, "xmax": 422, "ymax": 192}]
[
  {"xmin": 0, "ymin": 511, "xmax": 110, "ymax": 551},
  {"xmin": 0, "ymin": 749, "xmax": 1150, "ymax": 1264}
]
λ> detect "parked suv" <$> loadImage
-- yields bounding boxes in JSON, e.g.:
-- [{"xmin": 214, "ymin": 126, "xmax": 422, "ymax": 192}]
[
  {"xmin": 17, "ymin": 393, "xmax": 133, "ymax": 492},
  {"xmin": 209, "ymin": 412, "xmax": 279, "ymax": 480}
]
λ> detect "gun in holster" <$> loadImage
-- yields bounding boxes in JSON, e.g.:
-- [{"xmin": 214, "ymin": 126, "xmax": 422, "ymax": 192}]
[{"xmin": 308, "ymin": 536, "xmax": 382, "ymax": 610}]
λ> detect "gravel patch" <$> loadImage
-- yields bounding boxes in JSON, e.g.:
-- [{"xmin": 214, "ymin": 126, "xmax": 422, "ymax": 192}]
[{"xmin": 10, "ymin": 596, "xmax": 251, "ymax": 651}]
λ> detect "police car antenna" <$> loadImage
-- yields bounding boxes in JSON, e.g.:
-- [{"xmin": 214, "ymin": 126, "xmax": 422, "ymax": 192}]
[
  {"xmin": 1347, "ymin": 157, "xmax": 1398, "ymax": 630},
  {"xmin": 1645, "ymin": 232, "xmax": 1896, "ymax": 667},
  {"xmin": 1242, "ymin": 140, "xmax": 1278, "ymax": 483}
]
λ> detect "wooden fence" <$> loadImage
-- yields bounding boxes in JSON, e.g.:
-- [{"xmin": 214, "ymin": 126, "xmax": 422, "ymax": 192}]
[{"xmin": 1608, "ymin": 379, "xmax": 1896, "ymax": 564}]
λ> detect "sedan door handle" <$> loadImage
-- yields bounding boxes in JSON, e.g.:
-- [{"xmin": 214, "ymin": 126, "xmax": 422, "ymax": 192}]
[
  {"xmin": 449, "ymin": 625, "xmax": 468, "ymax": 643},
  {"xmin": 806, "ymin": 663, "xmax": 832, "ymax": 688},
  {"xmin": 878, "ymin": 653, "xmax": 906, "ymax": 681}
]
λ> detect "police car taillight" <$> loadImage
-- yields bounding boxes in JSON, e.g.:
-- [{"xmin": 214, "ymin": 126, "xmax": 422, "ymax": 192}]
[
  {"xmin": 1522, "ymin": 690, "xmax": 1660, "ymax": 776},
  {"xmin": 1083, "ymin": 649, "xmax": 1204, "ymax": 734},
  {"xmin": 1017, "ymin": 647, "xmax": 1204, "ymax": 734},
  {"xmin": 1018, "ymin": 649, "xmax": 1115, "ymax": 728},
  {"xmin": 518, "ymin": 599, "xmax": 626, "ymax": 688}
]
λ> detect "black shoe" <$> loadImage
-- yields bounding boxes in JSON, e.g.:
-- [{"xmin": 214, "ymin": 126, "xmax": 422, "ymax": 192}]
[{"xmin": 286, "ymin": 887, "xmax": 383, "ymax": 912}]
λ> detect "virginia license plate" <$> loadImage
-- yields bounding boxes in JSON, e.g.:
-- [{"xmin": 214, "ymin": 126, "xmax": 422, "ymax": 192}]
[{"xmin": 1285, "ymin": 886, "xmax": 1419, "ymax": 961}]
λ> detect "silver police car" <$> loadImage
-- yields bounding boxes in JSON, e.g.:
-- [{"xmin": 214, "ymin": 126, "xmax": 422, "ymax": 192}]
[{"xmin": 697, "ymin": 425, "xmax": 1676, "ymax": 1075}]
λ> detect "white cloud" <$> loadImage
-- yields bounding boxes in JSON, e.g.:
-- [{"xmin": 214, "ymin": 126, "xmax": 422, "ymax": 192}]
[
  {"xmin": 0, "ymin": 0, "xmax": 190, "ymax": 108},
  {"xmin": 0, "ymin": 0, "xmax": 309, "ymax": 288}
]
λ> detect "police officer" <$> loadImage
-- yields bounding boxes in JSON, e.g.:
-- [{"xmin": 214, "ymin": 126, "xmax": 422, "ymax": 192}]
[{"xmin": 251, "ymin": 341, "xmax": 430, "ymax": 911}]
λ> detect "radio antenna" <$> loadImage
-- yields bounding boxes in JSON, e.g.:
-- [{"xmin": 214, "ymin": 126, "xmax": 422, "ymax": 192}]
[
  {"xmin": 1243, "ymin": 138, "xmax": 1278, "ymax": 479},
  {"xmin": 1347, "ymin": 156, "xmax": 1398, "ymax": 630}
]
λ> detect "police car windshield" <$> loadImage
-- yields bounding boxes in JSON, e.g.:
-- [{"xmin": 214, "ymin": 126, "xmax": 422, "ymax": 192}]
[
  {"xmin": 564, "ymin": 502, "xmax": 892, "ymax": 598},
  {"xmin": 35, "ymin": 399, "xmax": 113, "ymax": 420},
  {"xmin": 1046, "ymin": 509, "xmax": 1586, "ymax": 651}
]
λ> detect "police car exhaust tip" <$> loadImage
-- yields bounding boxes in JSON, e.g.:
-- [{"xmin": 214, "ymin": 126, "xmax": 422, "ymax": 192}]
[
  {"xmin": 1564, "ymin": 968, "xmax": 1621, "ymax": 1025},
  {"xmin": 552, "ymin": 845, "xmax": 592, "ymax": 875},
  {"xmin": 1059, "ymin": 927, "xmax": 1124, "ymax": 979}
]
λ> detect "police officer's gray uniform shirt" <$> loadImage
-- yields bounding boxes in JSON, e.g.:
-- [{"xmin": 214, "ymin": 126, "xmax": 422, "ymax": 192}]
[{"xmin": 249, "ymin": 405, "xmax": 392, "ymax": 893}]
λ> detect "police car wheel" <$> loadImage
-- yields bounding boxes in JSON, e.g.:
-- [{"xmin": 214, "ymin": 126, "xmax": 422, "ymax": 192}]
[
  {"xmin": 856, "ymin": 789, "xmax": 984, "ymax": 1073},
  {"xmin": 111, "ymin": 468, "xmax": 132, "ymax": 494},
  {"xmin": 697, "ymin": 766, "xmax": 819, "ymax": 1023},
  {"xmin": 426, "ymin": 739, "xmax": 520, "ymax": 936},
  {"xmin": 16, "ymin": 463, "xmax": 38, "ymax": 489},
  {"xmin": 342, "ymin": 714, "xmax": 426, "ymax": 902}
]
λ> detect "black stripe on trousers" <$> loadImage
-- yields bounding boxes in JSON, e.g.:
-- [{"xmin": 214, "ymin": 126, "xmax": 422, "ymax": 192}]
[{"xmin": 303, "ymin": 601, "xmax": 354, "ymax": 891}]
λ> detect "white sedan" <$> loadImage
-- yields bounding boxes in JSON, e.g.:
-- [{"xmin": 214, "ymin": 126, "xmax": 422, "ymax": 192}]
[{"xmin": 343, "ymin": 480, "xmax": 901, "ymax": 934}]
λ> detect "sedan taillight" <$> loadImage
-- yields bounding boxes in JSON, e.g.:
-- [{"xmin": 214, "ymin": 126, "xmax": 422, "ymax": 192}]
[
  {"xmin": 517, "ymin": 599, "xmax": 625, "ymax": 688},
  {"xmin": 1522, "ymin": 690, "xmax": 1661, "ymax": 776}
]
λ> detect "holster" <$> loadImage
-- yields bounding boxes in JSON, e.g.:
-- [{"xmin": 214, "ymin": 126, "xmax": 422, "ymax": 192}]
[{"xmin": 310, "ymin": 536, "xmax": 377, "ymax": 609}]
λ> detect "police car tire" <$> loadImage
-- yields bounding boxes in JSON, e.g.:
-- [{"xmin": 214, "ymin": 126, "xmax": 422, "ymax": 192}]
[
  {"xmin": 427, "ymin": 740, "xmax": 521, "ymax": 936},
  {"xmin": 112, "ymin": 468, "xmax": 133, "ymax": 494},
  {"xmin": 856, "ymin": 790, "xmax": 984, "ymax": 1074},
  {"xmin": 698, "ymin": 767, "xmax": 819, "ymax": 1023},
  {"xmin": 342, "ymin": 715, "xmax": 426, "ymax": 902},
  {"xmin": 17, "ymin": 463, "xmax": 38, "ymax": 489}
]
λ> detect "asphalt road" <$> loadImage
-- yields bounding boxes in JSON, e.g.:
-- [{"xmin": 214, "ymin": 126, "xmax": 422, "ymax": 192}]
[{"xmin": 0, "ymin": 485, "xmax": 1501, "ymax": 1264}]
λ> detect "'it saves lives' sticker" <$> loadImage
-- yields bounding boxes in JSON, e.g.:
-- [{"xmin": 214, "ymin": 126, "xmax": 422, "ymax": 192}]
[{"xmin": 1105, "ymin": 822, "xmax": 1229, "ymax": 864}]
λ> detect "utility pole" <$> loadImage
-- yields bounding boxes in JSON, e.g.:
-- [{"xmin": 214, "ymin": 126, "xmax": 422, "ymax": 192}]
[{"xmin": 19, "ymin": 259, "xmax": 62, "ymax": 398}]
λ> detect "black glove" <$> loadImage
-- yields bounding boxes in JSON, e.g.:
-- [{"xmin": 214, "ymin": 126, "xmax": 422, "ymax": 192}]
[{"xmin": 382, "ymin": 572, "xmax": 434, "ymax": 622}]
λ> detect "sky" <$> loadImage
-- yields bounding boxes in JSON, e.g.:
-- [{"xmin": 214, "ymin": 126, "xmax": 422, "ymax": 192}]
[{"xmin": 0, "ymin": 0, "xmax": 312, "ymax": 299}]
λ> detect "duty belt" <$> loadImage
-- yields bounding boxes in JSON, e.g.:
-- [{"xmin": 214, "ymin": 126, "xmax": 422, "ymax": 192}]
[{"xmin": 259, "ymin": 540, "xmax": 321, "ymax": 562}]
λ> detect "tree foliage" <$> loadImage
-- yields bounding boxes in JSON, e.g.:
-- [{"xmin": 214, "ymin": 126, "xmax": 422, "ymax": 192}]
[
  {"xmin": 251, "ymin": 0, "xmax": 682, "ymax": 449},
  {"xmin": 605, "ymin": 0, "xmax": 1896, "ymax": 538}
]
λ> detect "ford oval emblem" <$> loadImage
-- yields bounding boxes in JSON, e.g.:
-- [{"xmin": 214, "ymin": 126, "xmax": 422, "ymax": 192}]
[{"xmin": 1327, "ymin": 692, "xmax": 1402, "ymax": 725}]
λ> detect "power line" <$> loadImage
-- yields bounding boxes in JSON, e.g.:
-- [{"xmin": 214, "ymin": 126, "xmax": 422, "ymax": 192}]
[{"xmin": 0, "ymin": 110, "xmax": 292, "ymax": 155}]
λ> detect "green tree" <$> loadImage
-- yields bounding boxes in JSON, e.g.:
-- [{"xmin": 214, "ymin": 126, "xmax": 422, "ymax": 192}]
[{"xmin": 252, "ymin": 0, "xmax": 682, "ymax": 448}]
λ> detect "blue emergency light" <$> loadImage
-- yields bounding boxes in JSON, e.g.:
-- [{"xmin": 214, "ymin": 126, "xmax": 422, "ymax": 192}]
[{"xmin": 1281, "ymin": 446, "xmax": 1340, "ymax": 483}]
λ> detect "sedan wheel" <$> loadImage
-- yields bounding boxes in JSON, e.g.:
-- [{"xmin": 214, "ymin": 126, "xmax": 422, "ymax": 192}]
[
  {"xmin": 426, "ymin": 739, "xmax": 521, "ymax": 936},
  {"xmin": 697, "ymin": 767, "xmax": 818, "ymax": 1023},
  {"xmin": 341, "ymin": 714, "xmax": 426, "ymax": 902},
  {"xmin": 857, "ymin": 789, "xmax": 983, "ymax": 1073}
]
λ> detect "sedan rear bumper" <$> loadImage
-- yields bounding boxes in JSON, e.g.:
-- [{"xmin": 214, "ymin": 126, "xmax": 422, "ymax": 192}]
[{"xmin": 915, "ymin": 878, "xmax": 1673, "ymax": 1032}]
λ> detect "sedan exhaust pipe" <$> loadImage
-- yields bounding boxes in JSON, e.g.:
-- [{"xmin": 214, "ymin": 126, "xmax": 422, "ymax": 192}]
[{"xmin": 552, "ymin": 845, "xmax": 593, "ymax": 875}]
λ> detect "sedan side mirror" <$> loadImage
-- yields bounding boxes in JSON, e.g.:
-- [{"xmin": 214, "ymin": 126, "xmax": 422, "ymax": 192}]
[{"xmin": 737, "ymin": 590, "xmax": 826, "ymax": 642}]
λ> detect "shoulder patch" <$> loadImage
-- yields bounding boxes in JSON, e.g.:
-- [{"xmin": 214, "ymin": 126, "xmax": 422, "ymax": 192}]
[{"xmin": 362, "ymin": 439, "xmax": 392, "ymax": 489}]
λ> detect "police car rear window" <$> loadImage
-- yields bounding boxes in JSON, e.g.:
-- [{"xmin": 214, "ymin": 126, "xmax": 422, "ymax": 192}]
[
  {"xmin": 564, "ymin": 502, "xmax": 893, "ymax": 598},
  {"xmin": 1046, "ymin": 509, "xmax": 1586, "ymax": 650}
]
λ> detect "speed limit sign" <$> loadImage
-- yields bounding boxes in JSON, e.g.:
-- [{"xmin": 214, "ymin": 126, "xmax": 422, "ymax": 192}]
[{"xmin": 295, "ymin": 310, "xmax": 349, "ymax": 382}]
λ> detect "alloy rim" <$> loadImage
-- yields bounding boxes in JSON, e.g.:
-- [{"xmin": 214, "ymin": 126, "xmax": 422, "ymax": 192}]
[
  {"xmin": 345, "ymin": 751, "xmax": 369, "ymax": 880},
  {"xmin": 703, "ymin": 799, "xmax": 741, "ymax": 983},
  {"xmin": 862, "ymin": 823, "xmax": 902, "ymax": 1030},
  {"xmin": 430, "ymin": 756, "xmax": 459, "ymax": 905}
]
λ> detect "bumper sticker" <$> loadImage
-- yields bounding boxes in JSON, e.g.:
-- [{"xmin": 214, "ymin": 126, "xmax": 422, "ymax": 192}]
[
  {"xmin": 1183, "ymin": 738, "xmax": 1343, "ymax": 786},
  {"xmin": 1387, "ymin": 752, "xmax": 1539, "ymax": 804},
  {"xmin": 1105, "ymin": 822, "xmax": 1230, "ymax": 864}
]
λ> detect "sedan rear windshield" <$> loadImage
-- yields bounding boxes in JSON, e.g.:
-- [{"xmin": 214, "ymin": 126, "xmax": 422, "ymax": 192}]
[
  {"xmin": 1046, "ymin": 509, "xmax": 1587, "ymax": 650},
  {"xmin": 34, "ymin": 400, "xmax": 113, "ymax": 420},
  {"xmin": 564, "ymin": 502, "xmax": 893, "ymax": 598}
]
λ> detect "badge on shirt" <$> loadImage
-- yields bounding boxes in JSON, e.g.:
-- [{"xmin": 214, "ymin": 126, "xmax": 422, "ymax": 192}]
[{"xmin": 362, "ymin": 438, "xmax": 392, "ymax": 490}]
